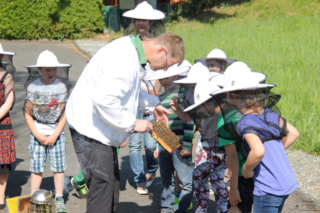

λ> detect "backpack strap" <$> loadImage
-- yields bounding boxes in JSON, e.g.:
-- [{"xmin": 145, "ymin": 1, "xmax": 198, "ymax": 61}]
[{"xmin": 0, "ymin": 72, "xmax": 10, "ymax": 83}]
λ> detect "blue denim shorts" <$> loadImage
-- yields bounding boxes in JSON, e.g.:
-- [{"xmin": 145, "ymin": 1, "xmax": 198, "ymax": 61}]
[{"xmin": 29, "ymin": 134, "xmax": 66, "ymax": 173}]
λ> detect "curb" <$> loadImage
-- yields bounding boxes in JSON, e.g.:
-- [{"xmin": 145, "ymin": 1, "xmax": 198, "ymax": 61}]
[{"xmin": 70, "ymin": 41, "xmax": 92, "ymax": 61}]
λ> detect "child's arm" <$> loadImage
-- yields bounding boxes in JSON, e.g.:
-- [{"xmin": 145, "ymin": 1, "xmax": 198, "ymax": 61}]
[
  {"xmin": 280, "ymin": 119, "xmax": 299, "ymax": 149},
  {"xmin": 24, "ymin": 101, "xmax": 47, "ymax": 144},
  {"xmin": 170, "ymin": 96, "xmax": 193, "ymax": 121},
  {"xmin": 46, "ymin": 103, "xmax": 67, "ymax": 146},
  {"xmin": 0, "ymin": 90, "xmax": 14, "ymax": 120},
  {"xmin": 242, "ymin": 133, "xmax": 265, "ymax": 179},
  {"xmin": 224, "ymin": 144, "xmax": 241, "ymax": 206}
]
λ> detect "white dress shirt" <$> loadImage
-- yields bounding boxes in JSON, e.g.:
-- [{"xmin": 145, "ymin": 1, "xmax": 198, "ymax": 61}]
[{"xmin": 66, "ymin": 36, "xmax": 160, "ymax": 147}]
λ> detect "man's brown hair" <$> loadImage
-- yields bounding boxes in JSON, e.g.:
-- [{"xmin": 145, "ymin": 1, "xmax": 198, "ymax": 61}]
[{"xmin": 153, "ymin": 33, "xmax": 184, "ymax": 65}]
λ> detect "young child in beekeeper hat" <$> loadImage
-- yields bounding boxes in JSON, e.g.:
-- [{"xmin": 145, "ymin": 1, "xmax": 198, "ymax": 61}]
[
  {"xmin": 195, "ymin": 49, "xmax": 237, "ymax": 74},
  {"xmin": 24, "ymin": 50, "xmax": 71, "ymax": 213},
  {"xmin": 0, "ymin": 43, "xmax": 16, "ymax": 75},
  {"xmin": 210, "ymin": 64, "xmax": 299, "ymax": 213},
  {"xmin": 147, "ymin": 61, "xmax": 194, "ymax": 213}
]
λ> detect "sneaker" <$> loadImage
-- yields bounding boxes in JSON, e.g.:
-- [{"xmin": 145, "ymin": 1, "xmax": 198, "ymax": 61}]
[
  {"xmin": 54, "ymin": 197, "xmax": 67, "ymax": 213},
  {"xmin": 172, "ymin": 196, "xmax": 193, "ymax": 210},
  {"xmin": 71, "ymin": 177, "xmax": 88, "ymax": 199},
  {"xmin": 0, "ymin": 203, "xmax": 6, "ymax": 210}
]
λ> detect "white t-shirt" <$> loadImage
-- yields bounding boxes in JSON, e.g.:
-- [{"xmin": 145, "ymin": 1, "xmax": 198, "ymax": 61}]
[
  {"xmin": 141, "ymin": 63, "xmax": 156, "ymax": 92},
  {"xmin": 26, "ymin": 78, "xmax": 68, "ymax": 135}
]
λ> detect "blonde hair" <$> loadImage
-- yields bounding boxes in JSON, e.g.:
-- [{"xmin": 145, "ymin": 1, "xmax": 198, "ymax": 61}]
[{"xmin": 153, "ymin": 33, "xmax": 185, "ymax": 65}]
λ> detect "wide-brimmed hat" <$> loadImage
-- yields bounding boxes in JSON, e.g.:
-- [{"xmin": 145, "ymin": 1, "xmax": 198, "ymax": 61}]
[
  {"xmin": 174, "ymin": 62, "xmax": 217, "ymax": 84},
  {"xmin": 145, "ymin": 60, "xmax": 192, "ymax": 81},
  {"xmin": 25, "ymin": 50, "xmax": 71, "ymax": 68},
  {"xmin": 210, "ymin": 67, "xmax": 275, "ymax": 97},
  {"xmin": 184, "ymin": 78, "xmax": 222, "ymax": 112},
  {"xmin": 0, "ymin": 44, "xmax": 16, "ymax": 55},
  {"xmin": 195, "ymin": 49, "xmax": 237, "ymax": 65},
  {"xmin": 214, "ymin": 61, "xmax": 267, "ymax": 87},
  {"xmin": 123, "ymin": 1, "xmax": 165, "ymax": 20}
]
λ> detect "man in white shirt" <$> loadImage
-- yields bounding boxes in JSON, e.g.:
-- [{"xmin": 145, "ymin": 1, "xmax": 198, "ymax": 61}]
[{"xmin": 66, "ymin": 32, "xmax": 184, "ymax": 213}]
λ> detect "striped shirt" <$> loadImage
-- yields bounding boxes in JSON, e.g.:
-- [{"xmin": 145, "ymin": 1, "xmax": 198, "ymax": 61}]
[{"xmin": 159, "ymin": 87, "xmax": 194, "ymax": 150}]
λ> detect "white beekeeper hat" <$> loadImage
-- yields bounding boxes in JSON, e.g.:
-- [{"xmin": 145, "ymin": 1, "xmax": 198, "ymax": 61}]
[
  {"xmin": 145, "ymin": 60, "xmax": 192, "ymax": 81},
  {"xmin": 184, "ymin": 77, "xmax": 222, "ymax": 112},
  {"xmin": 25, "ymin": 50, "xmax": 71, "ymax": 68},
  {"xmin": 0, "ymin": 44, "xmax": 16, "ymax": 55},
  {"xmin": 174, "ymin": 62, "xmax": 219, "ymax": 84},
  {"xmin": 123, "ymin": 1, "xmax": 165, "ymax": 20},
  {"xmin": 195, "ymin": 49, "xmax": 237, "ymax": 65},
  {"xmin": 210, "ymin": 64, "xmax": 275, "ymax": 96},
  {"xmin": 214, "ymin": 61, "xmax": 267, "ymax": 87}
]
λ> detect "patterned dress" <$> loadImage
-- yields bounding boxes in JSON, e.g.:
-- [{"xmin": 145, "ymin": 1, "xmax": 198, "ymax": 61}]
[{"xmin": 0, "ymin": 72, "xmax": 16, "ymax": 165}]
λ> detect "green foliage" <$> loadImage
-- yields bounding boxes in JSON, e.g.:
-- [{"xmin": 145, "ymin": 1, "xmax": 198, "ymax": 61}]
[
  {"xmin": 0, "ymin": 0, "xmax": 105, "ymax": 39},
  {"xmin": 167, "ymin": 0, "xmax": 320, "ymax": 155}
]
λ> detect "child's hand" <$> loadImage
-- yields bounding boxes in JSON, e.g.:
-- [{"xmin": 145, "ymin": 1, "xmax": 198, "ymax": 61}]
[
  {"xmin": 228, "ymin": 205, "xmax": 242, "ymax": 213},
  {"xmin": 170, "ymin": 96, "xmax": 181, "ymax": 112},
  {"xmin": 120, "ymin": 138, "xmax": 129, "ymax": 148},
  {"xmin": 180, "ymin": 148, "xmax": 191, "ymax": 157},
  {"xmin": 36, "ymin": 134, "xmax": 47, "ymax": 145},
  {"xmin": 242, "ymin": 165, "xmax": 255, "ymax": 179},
  {"xmin": 229, "ymin": 188, "xmax": 242, "ymax": 206},
  {"xmin": 154, "ymin": 148, "xmax": 159, "ymax": 158},
  {"xmin": 46, "ymin": 135, "xmax": 58, "ymax": 146}
]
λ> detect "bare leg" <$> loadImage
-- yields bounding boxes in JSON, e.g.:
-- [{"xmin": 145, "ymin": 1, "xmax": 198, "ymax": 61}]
[
  {"xmin": 54, "ymin": 172, "xmax": 65, "ymax": 195},
  {"xmin": 0, "ymin": 174, "xmax": 9, "ymax": 204},
  {"xmin": 31, "ymin": 172, "xmax": 42, "ymax": 194}
]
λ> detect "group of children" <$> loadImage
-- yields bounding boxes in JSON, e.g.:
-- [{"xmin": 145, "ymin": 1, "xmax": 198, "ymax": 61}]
[
  {"xmin": 146, "ymin": 48, "xmax": 299, "ymax": 213},
  {"xmin": 0, "ymin": 41, "xmax": 299, "ymax": 213}
]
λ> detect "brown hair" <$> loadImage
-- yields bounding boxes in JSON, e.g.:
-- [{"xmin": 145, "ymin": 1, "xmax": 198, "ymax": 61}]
[
  {"xmin": 153, "ymin": 33, "xmax": 184, "ymax": 65},
  {"xmin": 231, "ymin": 89, "xmax": 264, "ymax": 114}
]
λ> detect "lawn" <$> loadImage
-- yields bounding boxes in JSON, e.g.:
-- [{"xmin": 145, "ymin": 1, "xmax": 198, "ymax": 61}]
[{"xmin": 166, "ymin": 0, "xmax": 320, "ymax": 155}]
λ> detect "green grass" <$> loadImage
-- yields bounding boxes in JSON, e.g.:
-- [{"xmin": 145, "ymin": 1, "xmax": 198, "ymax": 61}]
[{"xmin": 166, "ymin": 0, "xmax": 320, "ymax": 155}]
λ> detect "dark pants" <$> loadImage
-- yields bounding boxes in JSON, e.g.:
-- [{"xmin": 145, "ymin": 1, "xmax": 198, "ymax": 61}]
[
  {"xmin": 228, "ymin": 176, "xmax": 254, "ymax": 213},
  {"xmin": 70, "ymin": 128, "xmax": 120, "ymax": 213}
]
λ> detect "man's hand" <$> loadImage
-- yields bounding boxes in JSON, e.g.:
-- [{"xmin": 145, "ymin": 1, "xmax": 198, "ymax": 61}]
[
  {"xmin": 154, "ymin": 148, "xmax": 159, "ymax": 158},
  {"xmin": 154, "ymin": 105, "xmax": 172, "ymax": 127},
  {"xmin": 35, "ymin": 134, "xmax": 47, "ymax": 145},
  {"xmin": 170, "ymin": 96, "xmax": 181, "ymax": 112},
  {"xmin": 229, "ymin": 188, "xmax": 242, "ymax": 206},
  {"xmin": 46, "ymin": 134, "xmax": 59, "ymax": 146},
  {"xmin": 180, "ymin": 148, "xmax": 191, "ymax": 157},
  {"xmin": 133, "ymin": 119, "xmax": 153, "ymax": 133},
  {"xmin": 242, "ymin": 164, "xmax": 255, "ymax": 179}
]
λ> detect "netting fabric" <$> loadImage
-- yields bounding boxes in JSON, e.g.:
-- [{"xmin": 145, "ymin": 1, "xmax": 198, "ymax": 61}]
[
  {"xmin": 0, "ymin": 70, "xmax": 15, "ymax": 108},
  {"xmin": 123, "ymin": 19, "xmax": 166, "ymax": 37},
  {"xmin": 23, "ymin": 66, "xmax": 71, "ymax": 124},
  {"xmin": 1, "ymin": 55, "xmax": 16, "ymax": 76}
]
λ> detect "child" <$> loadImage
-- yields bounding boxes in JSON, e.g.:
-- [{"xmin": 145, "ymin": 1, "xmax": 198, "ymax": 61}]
[
  {"xmin": 211, "ymin": 71, "xmax": 299, "ymax": 212},
  {"xmin": 24, "ymin": 50, "xmax": 70, "ymax": 212},
  {"xmin": 150, "ymin": 65, "xmax": 194, "ymax": 213},
  {"xmin": 0, "ymin": 44, "xmax": 16, "ymax": 75},
  {"xmin": 195, "ymin": 49, "xmax": 237, "ymax": 74},
  {"xmin": 0, "ymin": 56, "xmax": 15, "ymax": 210}
]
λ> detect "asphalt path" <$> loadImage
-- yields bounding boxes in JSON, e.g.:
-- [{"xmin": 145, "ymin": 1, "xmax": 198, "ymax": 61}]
[{"xmin": 1, "ymin": 40, "xmax": 318, "ymax": 213}]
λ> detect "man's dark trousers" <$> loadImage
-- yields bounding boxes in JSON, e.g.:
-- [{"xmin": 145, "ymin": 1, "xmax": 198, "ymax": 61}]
[{"xmin": 70, "ymin": 128, "xmax": 120, "ymax": 213}]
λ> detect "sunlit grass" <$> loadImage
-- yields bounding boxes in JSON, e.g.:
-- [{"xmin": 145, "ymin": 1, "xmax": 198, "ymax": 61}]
[{"xmin": 167, "ymin": 12, "xmax": 320, "ymax": 154}]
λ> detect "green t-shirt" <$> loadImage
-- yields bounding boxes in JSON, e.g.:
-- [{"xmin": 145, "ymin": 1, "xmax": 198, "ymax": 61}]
[{"xmin": 217, "ymin": 107, "xmax": 245, "ymax": 176}]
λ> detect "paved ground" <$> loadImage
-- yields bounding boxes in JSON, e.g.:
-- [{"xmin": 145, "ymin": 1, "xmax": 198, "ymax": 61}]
[{"xmin": 1, "ymin": 40, "xmax": 319, "ymax": 213}]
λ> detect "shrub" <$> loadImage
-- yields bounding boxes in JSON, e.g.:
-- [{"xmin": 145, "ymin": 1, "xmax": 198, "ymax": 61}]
[{"xmin": 0, "ymin": 0, "xmax": 105, "ymax": 39}]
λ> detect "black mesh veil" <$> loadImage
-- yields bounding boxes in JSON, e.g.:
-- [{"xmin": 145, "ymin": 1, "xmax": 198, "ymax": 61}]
[
  {"xmin": 23, "ymin": 66, "xmax": 71, "ymax": 124},
  {"xmin": 0, "ymin": 70, "xmax": 15, "ymax": 110},
  {"xmin": 216, "ymin": 88, "xmax": 288, "ymax": 158},
  {"xmin": 1, "ymin": 54, "xmax": 16, "ymax": 76},
  {"xmin": 123, "ymin": 19, "xmax": 166, "ymax": 37}
]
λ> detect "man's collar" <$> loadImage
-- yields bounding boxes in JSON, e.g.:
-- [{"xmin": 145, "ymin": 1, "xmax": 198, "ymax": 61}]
[{"xmin": 130, "ymin": 34, "xmax": 147, "ymax": 68}]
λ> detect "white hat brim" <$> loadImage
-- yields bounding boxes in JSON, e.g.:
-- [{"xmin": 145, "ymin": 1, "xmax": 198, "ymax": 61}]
[
  {"xmin": 184, "ymin": 96, "xmax": 211, "ymax": 112},
  {"xmin": 25, "ymin": 63, "xmax": 72, "ymax": 68},
  {"xmin": 123, "ymin": 10, "xmax": 165, "ymax": 20},
  {"xmin": 216, "ymin": 72, "xmax": 268, "ymax": 87},
  {"xmin": 146, "ymin": 66, "xmax": 191, "ymax": 81},
  {"xmin": 0, "ymin": 51, "xmax": 16, "ymax": 55},
  {"xmin": 210, "ymin": 84, "xmax": 276, "ymax": 97},
  {"xmin": 195, "ymin": 57, "xmax": 237, "ymax": 65},
  {"xmin": 174, "ymin": 77, "xmax": 198, "ymax": 84}
]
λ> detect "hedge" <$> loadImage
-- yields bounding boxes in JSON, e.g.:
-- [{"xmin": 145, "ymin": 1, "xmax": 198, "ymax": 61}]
[{"xmin": 0, "ymin": 0, "xmax": 105, "ymax": 39}]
